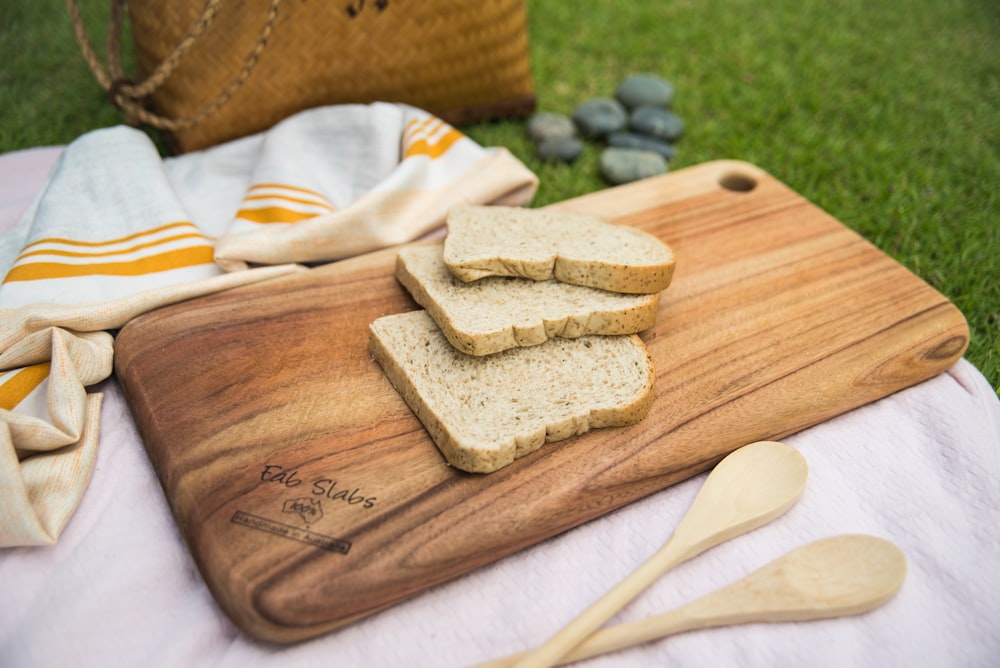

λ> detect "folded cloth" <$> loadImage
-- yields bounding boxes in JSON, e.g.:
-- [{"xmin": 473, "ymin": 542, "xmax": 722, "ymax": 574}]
[
  {"xmin": 0, "ymin": 104, "xmax": 538, "ymax": 547},
  {"xmin": 210, "ymin": 105, "xmax": 537, "ymax": 269}
]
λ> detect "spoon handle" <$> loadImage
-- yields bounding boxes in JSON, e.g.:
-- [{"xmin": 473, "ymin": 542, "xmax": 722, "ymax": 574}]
[
  {"xmin": 473, "ymin": 607, "xmax": 694, "ymax": 668},
  {"xmin": 477, "ymin": 535, "xmax": 906, "ymax": 668},
  {"xmin": 507, "ymin": 537, "xmax": 691, "ymax": 668}
]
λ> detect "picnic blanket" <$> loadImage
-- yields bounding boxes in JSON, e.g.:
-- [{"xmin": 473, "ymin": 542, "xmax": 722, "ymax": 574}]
[
  {"xmin": 0, "ymin": 103, "xmax": 537, "ymax": 547},
  {"xmin": 1, "ymin": 116, "xmax": 998, "ymax": 667}
]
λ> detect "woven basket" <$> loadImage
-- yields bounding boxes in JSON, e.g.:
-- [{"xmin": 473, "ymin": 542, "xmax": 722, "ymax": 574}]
[{"xmin": 71, "ymin": 0, "xmax": 536, "ymax": 153}]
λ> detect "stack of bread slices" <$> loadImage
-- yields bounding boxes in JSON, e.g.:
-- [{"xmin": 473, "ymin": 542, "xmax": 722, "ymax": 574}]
[{"xmin": 369, "ymin": 205, "xmax": 676, "ymax": 473}]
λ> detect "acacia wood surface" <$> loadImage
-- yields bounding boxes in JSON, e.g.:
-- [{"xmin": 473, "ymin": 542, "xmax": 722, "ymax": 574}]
[{"xmin": 112, "ymin": 160, "xmax": 968, "ymax": 643}]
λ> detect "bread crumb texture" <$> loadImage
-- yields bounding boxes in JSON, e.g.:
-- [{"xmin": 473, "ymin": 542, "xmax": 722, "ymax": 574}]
[
  {"xmin": 369, "ymin": 311, "xmax": 654, "ymax": 473},
  {"xmin": 395, "ymin": 245, "xmax": 659, "ymax": 356},
  {"xmin": 443, "ymin": 205, "xmax": 676, "ymax": 293}
]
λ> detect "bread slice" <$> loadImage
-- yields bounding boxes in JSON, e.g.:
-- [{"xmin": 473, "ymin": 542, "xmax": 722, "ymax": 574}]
[
  {"xmin": 369, "ymin": 310, "xmax": 654, "ymax": 473},
  {"xmin": 442, "ymin": 205, "xmax": 676, "ymax": 294},
  {"xmin": 394, "ymin": 244, "xmax": 660, "ymax": 356}
]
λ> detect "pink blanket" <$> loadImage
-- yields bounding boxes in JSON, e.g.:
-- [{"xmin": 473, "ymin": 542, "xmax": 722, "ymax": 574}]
[{"xmin": 1, "ymin": 146, "xmax": 997, "ymax": 668}]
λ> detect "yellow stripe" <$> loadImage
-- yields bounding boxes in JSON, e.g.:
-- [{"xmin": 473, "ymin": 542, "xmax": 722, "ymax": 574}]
[
  {"xmin": 404, "ymin": 127, "xmax": 464, "ymax": 160},
  {"xmin": 247, "ymin": 183, "xmax": 334, "ymax": 209},
  {"xmin": 0, "ymin": 363, "xmax": 50, "ymax": 411},
  {"xmin": 403, "ymin": 116, "xmax": 437, "ymax": 141},
  {"xmin": 401, "ymin": 117, "xmax": 434, "ymax": 151},
  {"xmin": 248, "ymin": 183, "xmax": 330, "ymax": 201},
  {"xmin": 403, "ymin": 116, "xmax": 433, "ymax": 133},
  {"xmin": 242, "ymin": 194, "xmax": 334, "ymax": 211},
  {"xmin": 2, "ymin": 246, "xmax": 215, "ymax": 283},
  {"xmin": 402, "ymin": 117, "xmax": 439, "ymax": 149},
  {"xmin": 21, "ymin": 221, "xmax": 199, "ymax": 251},
  {"xmin": 16, "ymin": 233, "xmax": 211, "ymax": 261},
  {"xmin": 235, "ymin": 206, "xmax": 322, "ymax": 224}
]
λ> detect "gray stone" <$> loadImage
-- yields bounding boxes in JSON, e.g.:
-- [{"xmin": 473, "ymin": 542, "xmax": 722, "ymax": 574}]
[
  {"xmin": 630, "ymin": 105, "xmax": 684, "ymax": 142},
  {"xmin": 599, "ymin": 147, "xmax": 668, "ymax": 185},
  {"xmin": 527, "ymin": 112, "xmax": 576, "ymax": 142},
  {"xmin": 536, "ymin": 136, "xmax": 584, "ymax": 163},
  {"xmin": 606, "ymin": 132, "xmax": 676, "ymax": 161},
  {"xmin": 572, "ymin": 97, "xmax": 628, "ymax": 139},
  {"xmin": 616, "ymin": 74, "xmax": 675, "ymax": 110}
]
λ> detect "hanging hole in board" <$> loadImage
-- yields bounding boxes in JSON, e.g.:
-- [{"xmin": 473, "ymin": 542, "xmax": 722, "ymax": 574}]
[{"xmin": 718, "ymin": 172, "xmax": 757, "ymax": 193}]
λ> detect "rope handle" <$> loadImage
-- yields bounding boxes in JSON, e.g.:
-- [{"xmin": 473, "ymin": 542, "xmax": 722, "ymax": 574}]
[{"xmin": 67, "ymin": 0, "xmax": 282, "ymax": 131}]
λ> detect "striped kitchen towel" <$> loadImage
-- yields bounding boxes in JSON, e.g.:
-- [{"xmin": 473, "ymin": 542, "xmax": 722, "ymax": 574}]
[{"xmin": 0, "ymin": 103, "xmax": 538, "ymax": 546}]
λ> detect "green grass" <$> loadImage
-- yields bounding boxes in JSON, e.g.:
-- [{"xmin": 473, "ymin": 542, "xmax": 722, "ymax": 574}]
[{"xmin": 1, "ymin": 0, "xmax": 998, "ymax": 391}]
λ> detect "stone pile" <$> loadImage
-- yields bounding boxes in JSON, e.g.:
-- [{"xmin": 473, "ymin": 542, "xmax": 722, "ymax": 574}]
[{"xmin": 527, "ymin": 74, "xmax": 684, "ymax": 185}]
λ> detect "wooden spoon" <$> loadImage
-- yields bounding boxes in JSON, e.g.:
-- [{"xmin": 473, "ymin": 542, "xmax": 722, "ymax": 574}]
[
  {"xmin": 479, "ymin": 534, "xmax": 907, "ymax": 667},
  {"xmin": 508, "ymin": 440, "xmax": 809, "ymax": 668}
]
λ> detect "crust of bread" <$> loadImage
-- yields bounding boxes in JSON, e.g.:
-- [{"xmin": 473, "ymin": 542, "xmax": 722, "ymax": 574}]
[
  {"xmin": 369, "ymin": 310, "xmax": 655, "ymax": 473},
  {"xmin": 442, "ymin": 205, "xmax": 676, "ymax": 294},
  {"xmin": 395, "ymin": 244, "xmax": 660, "ymax": 356}
]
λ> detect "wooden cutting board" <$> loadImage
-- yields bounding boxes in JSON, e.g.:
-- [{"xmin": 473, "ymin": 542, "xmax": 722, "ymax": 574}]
[{"xmin": 113, "ymin": 160, "xmax": 968, "ymax": 643}]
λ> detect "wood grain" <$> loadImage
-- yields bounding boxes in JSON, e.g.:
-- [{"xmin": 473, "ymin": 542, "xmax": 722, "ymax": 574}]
[{"xmin": 112, "ymin": 160, "xmax": 968, "ymax": 643}]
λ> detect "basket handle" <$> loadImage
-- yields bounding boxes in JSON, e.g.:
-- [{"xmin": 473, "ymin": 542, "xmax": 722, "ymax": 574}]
[{"xmin": 67, "ymin": 0, "xmax": 282, "ymax": 131}]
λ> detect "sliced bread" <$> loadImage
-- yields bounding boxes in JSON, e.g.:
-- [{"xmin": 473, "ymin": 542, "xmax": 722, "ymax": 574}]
[
  {"xmin": 442, "ymin": 205, "xmax": 676, "ymax": 294},
  {"xmin": 369, "ymin": 310, "xmax": 654, "ymax": 473},
  {"xmin": 395, "ymin": 244, "xmax": 660, "ymax": 356}
]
